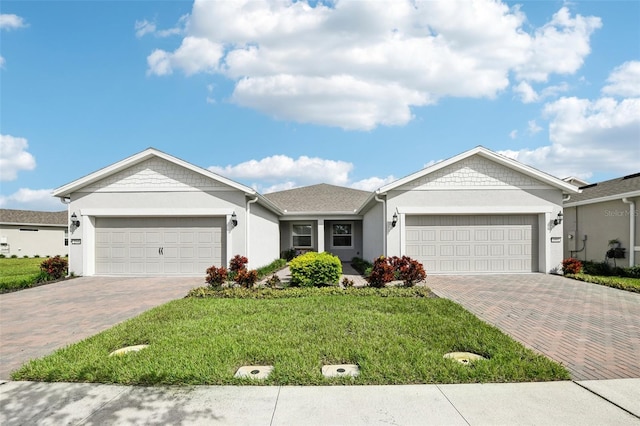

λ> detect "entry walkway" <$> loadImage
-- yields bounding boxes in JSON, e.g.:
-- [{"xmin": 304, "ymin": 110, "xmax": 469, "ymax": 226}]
[{"xmin": 426, "ymin": 274, "xmax": 640, "ymax": 380}]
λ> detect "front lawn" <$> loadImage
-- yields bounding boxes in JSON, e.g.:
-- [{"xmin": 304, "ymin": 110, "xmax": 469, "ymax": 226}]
[
  {"xmin": 0, "ymin": 257, "xmax": 43, "ymax": 293},
  {"xmin": 566, "ymin": 273, "xmax": 640, "ymax": 293},
  {"xmin": 13, "ymin": 287, "xmax": 569, "ymax": 385}
]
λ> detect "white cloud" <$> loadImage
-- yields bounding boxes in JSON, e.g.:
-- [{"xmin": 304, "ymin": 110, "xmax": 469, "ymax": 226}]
[
  {"xmin": 135, "ymin": 15, "xmax": 187, "ymax": 38},
  {"xmin": 0, "ymin": 134, "xmax": 36, "ymax": 181},
  {"xmin": 135, "ymin": 19, "xmax": 156, "ymax": 38},
  {"xmin": 209, "ymin": 154, "xmax": 353, "ymax": 187},
  {"xmin": 509, "ymin": 130, "xmax": 518, "ymax": 139},
  {"xmin": 147, "ymin": 1, "xmax": 601, "ymax": 130},
  {"xmin": 0, "ymin": 188, "xmax": 61, "ymax": 211},
  {"xmin": 527, "ymin": 120, "xmax": 542, "ymax": 135},
  {"xmin": 514, "ymin": 81, "xmax": 569, "ymax": 103},
  {"xmin": 350, "ymin": 176, "xmax": 396, "ymax": 191},
  {"xmin": 602, "ymin": 61, "xmax": 640, "ymax": 97},
  {"xmin": 501, "ymin": 95, "xmax": 640, "ymax": 179},
  {"xmin": 0, "ymin": 14, "xmax": 27, "ymax": 30},
  {"xmin": 0, "ymin": 55, "xmax": 5, "ymax": 69},
  {"xmin": 147, "ymin": 36, "xmax": 223, "ymax": 76}
]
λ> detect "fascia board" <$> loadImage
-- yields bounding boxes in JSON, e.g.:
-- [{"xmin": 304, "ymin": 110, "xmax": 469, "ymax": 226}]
[{"xmin": 564, "ymin": 190, "xmax": 640, "ymax": 207}]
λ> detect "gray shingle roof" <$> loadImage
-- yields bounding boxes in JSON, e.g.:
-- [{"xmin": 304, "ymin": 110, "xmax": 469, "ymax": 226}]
[
  {"xmin": 264, "ymin": 184, "xmax": 371, "ymax": 213},
  {"xmin": 567, "ymin": 173, "xmax": 640, "ymax": 203},
  {"xmin": 0, "ymin": 209, "xmax": 68, "ymax": 226}
]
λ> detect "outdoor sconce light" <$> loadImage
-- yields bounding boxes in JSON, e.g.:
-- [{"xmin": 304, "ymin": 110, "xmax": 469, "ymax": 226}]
[
  {"xmin": 231, "ymin": 211, "xmax": 238, "ymax": 227},
  {"xmin": 70, "ymin": 212, "xmax": 80, "ymax": 227},
  {"xmin": 392, "ymin": 212, "xmax": 398, "ymax": 227},
  {"xmin": 553, "ymin": 211, "xmax": 563, "ymax": 226}
]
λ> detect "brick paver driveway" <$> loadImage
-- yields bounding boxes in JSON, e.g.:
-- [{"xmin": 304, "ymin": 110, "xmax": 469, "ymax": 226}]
[
  {"xmin": 0, "ymin": 276, "xmax": 202, "ymax": 379},
  {"xmin": 426, "ymin": 274, "xmax": 640, "ymax": 380}
]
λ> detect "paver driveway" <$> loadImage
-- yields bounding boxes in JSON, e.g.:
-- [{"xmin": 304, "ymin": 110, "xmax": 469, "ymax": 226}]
[
  {"xmin": 0, "ymin": 276, "xmax": 202, "ymax": 380},
  {"xmin": 426, "ymin": 274, "xmax": 640, "ymax": 380}
]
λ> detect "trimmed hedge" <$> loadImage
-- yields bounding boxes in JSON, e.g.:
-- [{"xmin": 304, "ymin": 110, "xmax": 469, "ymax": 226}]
[
  {"xmin": 187, "ymin": 285, "xmax": 436, "ymax": 299},
  {"xmin": 289, "ymin": 252, "xmax": 342, "ymax": 287}
]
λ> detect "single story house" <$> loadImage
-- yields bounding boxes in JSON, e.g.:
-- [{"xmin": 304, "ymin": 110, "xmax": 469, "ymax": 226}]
[
  {"xmin": 0, "ymin": 209, "xmax": 69, "ymax": 258},
  {"xmin": 52, "ymin": 146, "xmax": 580, "ymax": 276},
  {"xmin": 563, "ymin": 173, "xmax": 640, "ymax": 268}
]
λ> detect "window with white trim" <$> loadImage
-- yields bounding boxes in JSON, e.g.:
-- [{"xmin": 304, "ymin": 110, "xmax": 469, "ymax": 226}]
[
  {"xmin": 292, "ymin": 224, "xmax": 312, "ymax": 248},
  {"xmin": 332, "ymin": 223, "xmax": 352, "ymax": 248}
]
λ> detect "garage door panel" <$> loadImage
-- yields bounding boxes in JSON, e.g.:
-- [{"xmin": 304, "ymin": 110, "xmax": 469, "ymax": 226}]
[
  {"xmin": 406, "ymin": 215, "xmax": 538, "ymax": 273},
  {"xmin": 95, "ymin": 217, "xmax": 224, "ymax": 276}
]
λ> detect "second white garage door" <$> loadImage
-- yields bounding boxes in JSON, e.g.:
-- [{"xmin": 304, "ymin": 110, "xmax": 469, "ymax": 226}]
[
  {"xmin": 95, "ymin": 217, "xmax": 224, "ymax": 275},
  {"xmin": 405, "ymin": 215, "xmax": 538, "ymax": 273}
]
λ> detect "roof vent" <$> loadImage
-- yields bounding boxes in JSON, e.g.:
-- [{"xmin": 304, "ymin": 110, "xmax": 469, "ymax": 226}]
[{"xmin": 622, "ymin": 172, "xmax": 640, "ymax": 180}]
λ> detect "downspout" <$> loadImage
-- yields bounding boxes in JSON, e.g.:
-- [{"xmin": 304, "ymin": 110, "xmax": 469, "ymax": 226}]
[
  {"xmin": 246, "ymin": 195, "xmax": 259, "ymax": 267},
  {"xmin": 374, "ymin": 194, "xmax": 386, "ymax": 256},
  {"xmin": 622, "ymin": 198, "xmax": 636, "ymax": 267}
]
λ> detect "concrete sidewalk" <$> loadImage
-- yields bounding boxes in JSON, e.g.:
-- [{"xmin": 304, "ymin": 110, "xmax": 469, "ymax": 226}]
[{"xmin": 1, "ymin": 379, "xmax": 639, "ymax": 425}]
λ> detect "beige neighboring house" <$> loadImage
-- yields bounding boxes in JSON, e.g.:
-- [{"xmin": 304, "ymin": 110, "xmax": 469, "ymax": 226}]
[
  {"xmin": 0, "ymin": 209, "xmax": 69, "ymax": 258},
  {"xmin": 564, "ymin": 173, "xmax": 640, "ymax": 268}
]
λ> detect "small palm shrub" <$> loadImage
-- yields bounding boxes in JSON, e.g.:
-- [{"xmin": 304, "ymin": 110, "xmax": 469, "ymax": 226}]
[
  {"xmin": 289, "ymin": 252, "xmax": 342, "ymax": 287},
  {"xmin": 561, "ymin": 258, "xmax": 583, "ymax": 275}
]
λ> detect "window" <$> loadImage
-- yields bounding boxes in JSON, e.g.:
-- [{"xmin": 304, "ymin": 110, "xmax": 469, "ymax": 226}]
[
  {"xmin": 64, "ymin": 230, "xmax": 69, "ymax": 247},
  {"xmin": 332, "ymin": 223, "xmax": 352, "ymax": 248},
  {"xmin": 292, "ymin": 224, "xmax": 312, "ymax": 248}
]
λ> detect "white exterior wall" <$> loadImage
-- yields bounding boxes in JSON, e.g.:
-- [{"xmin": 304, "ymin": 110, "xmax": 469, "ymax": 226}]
[
  {"xmin": 362, "ymin": 201, "xmax": 385, "ymax": 262},
  {"xmin": 247, "ymin": 201, "xmax": 280, "ymax": 268},
  {"xmin": 383, "ymin": 156, "xmax": 566, "ymax": 273},
  {"xmin": 64, "ymin": 158, "xmax": 267, "ymax": 276},
  {"xmin": 0, "ymin": 225, "xmax": 68, "ymax": 258}
]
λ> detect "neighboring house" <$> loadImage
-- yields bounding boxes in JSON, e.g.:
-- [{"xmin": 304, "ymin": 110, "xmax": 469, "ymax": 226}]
[
  {"xmin": 0, "ymin": 209, "xmax": 69, "ymax": 258},
  {"xmin": 53, "ymin": 146, "xmax": 579, "ymax": 276},
  {"xmin": 563, "ymin": 173, "xmax": 640, "ymax": 268}
]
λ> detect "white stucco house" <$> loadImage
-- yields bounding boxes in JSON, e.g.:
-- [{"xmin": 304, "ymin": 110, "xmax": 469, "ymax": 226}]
[
  {"xmin": 53, "ymin": 146, "xmax": 579, "ymax": 276},
  {"xmin": 0, "ymin": 209, "xmax": 68, "ymax": 258}
]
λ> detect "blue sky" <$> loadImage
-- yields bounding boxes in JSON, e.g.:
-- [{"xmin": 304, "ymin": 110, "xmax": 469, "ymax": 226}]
[{"xmin": 1, "ymin": 0, "xmax": 638, "ymax": 211}]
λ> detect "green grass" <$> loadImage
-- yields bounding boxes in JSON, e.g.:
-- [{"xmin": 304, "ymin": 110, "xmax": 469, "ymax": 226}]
[
  {"xmin": 566, "ymin": 273, "xmax": 640, "ymax": 293},
  {"xmin": 12, "ymin": 288, "xmax": 569, "ymax": 385},
  {"xmin": 0, "ymin": 257, "xmax": 44, "ymax": 292}
]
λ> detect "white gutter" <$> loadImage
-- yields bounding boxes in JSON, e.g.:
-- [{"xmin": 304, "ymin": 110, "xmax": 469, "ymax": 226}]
[
  {"xmin": 246, "ymin": 195, "xmax": 259, "ymax": 266},
  {"xmin": 622, "ymin": 198, "xmax": 636, "ymax": 267},
  {"xmin": 374, "ymin": 194, "xmax": 386, "ymax": 256}
]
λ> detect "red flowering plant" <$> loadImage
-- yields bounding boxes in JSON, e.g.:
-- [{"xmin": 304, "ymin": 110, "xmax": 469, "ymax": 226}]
[
  {"xmin": 40, "ymin": 256, "xmax": 68, "ymax": 280},
  {"xmin": 561, "ymin": 258, "xmax": 582, "ymax": 275},
  {"xmin": 229, "ymin": 255, "xmax": 249, "ymax": 273},
  {"xmin": 205, "ymin": 266, "xmax": 228, "ymax": 288}
]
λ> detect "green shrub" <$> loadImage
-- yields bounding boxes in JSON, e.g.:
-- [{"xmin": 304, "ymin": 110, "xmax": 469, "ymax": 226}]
[
  {"xmin": 187, "ymin": 285, "xmax": 435, "ymax": 299},
  {"xmin": 561, "ymin": 258, "xmax": 582, "ymax": 275},
  {"xmin": 40, "ymin": 256, "xmax": 68, "ymax": 280},
  {"xmin": 11, "ymin": 255, "xmax": 17, "ymax": 258},
  {"xmin": 256, "ymin": 258, "xmax": 286, "ymax": 279},
  {"xmin": 281, "ymin": 248, "xmax": 297, "ymax": 261},
  {"xmin": 205, "ymin": 266, "xmax": 228, "ymax": 288},
  {"xmin": 350, "ymin": 257, "xmax": 373, "ymax": 275},
  {"xmin": 289, "ymin": 252, "xmax": 342, "ymax": 287}
]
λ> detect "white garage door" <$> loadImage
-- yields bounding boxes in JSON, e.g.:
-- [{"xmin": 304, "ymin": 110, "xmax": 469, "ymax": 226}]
[
  {"xmin": 95, "ymin": 217, "xmax": 224, "ymax": 275},
  {"xmin": 405, "ymin": 215, "xmax": 538, "ymax": 273}
]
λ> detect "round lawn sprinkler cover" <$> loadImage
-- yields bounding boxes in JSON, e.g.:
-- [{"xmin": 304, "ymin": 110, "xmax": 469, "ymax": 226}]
[
  {"xmin": 443, "ymin": 352, "xmax": 486, "ymax": 364},
  {"xmin": 109, "ymin": 345, "xmax": 149, "ymax": 357}
]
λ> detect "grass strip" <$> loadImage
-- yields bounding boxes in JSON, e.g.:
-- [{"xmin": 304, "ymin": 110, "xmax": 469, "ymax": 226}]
[
  {"xmin": 13, "ymin": 290, "xmax": 569, "ymax": 385},
  {"xmin": 566, "ymin": 273, "xmax": 640, "ymax": 293}
]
